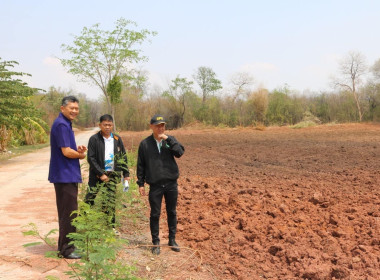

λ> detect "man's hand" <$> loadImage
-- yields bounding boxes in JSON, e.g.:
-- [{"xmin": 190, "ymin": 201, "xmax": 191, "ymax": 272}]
[
  {"xmin": 77, "ymin": 145, "xmax": 87, "ymax": 153},
  {"xmin": 139, "ymin": 186, "xmax": 146, "ymax": 196},
  {"xmin": 62, "ymin": 147, "xmax": 86, "ymax": 159},
  {"xmin": 158, "ymin": 134, "xmax": 168, "ymax": 140},
  {"xmin": 100, "ymin": 174, "xmax": 109, "ymax": 182}
]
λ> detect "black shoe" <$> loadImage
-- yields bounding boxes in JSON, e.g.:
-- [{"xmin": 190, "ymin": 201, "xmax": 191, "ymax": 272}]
[
  {"xmin": 151, "ymin": 242, "xmax": 160, "ymax": 255},
  {"xmin": 64, "ymin": 251, "xmax": 81, "ymax": 259},
  {"xmin": 168, "ymin": 239, "xmax": 180, "ymax": 252}
]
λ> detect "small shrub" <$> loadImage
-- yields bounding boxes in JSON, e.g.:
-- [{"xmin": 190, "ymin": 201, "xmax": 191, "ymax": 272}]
[{"xmin": 290, "ymin": 120, "xmax": 317, "ymax": 129}]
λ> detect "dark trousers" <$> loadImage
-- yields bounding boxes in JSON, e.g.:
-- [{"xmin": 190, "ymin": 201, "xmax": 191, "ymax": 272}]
[
  {"xmin": 84, "ymin": 174, "xmax": 120, "ymax": 226},
  {"xmin": 54, "ymin": 183, "xmax": 78, "ymax": 257},
  {"xmin": 148, "ymin": 181, "xmax": 178, "ymax": 243}
]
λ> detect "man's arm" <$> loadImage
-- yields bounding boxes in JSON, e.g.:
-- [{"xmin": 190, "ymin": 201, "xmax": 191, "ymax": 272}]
[
  {"xmin": 87, "ymin": 136, "xmax": 105, "ymax": 177},
  {"xmin": 61, "ymin": 147, "xmax": 86, "ymax": 159},
  {"xmin": 56, "ymin": 124, "xmax": 86, "ymax": 159},
  {"xmin": 165, "ymin": 135, "xmax": 185, "ymax": 158},
  {"xmin": 136, "ymin": 142, "xmax": 146, "ymax": 195}
]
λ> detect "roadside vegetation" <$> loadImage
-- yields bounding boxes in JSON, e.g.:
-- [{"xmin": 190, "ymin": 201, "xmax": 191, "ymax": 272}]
[{"xmin": 22, "ymin": 151, "xmax": 143, "ymax": 280}]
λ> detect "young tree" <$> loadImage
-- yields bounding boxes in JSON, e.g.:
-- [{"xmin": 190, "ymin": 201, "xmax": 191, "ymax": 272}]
[
  {"xmin": 60, "ymin": 18, "xmax": 156, "ymax": 128},
  {"xmin": 193, "ymin": 66, "xmax": 222, "ymax": 103},
  {"xmin": 335, "ymin": 51, "xmax": 367, "ymax": 121}
]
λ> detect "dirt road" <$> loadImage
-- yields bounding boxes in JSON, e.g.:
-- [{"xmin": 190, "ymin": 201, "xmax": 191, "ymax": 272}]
[{"xmin": 0, "ymin": 129, "xmax": 96, "ymax": 280}]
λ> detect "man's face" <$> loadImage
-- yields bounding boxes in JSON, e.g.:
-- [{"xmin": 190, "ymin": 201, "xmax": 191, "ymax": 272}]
[
  {"xmin": 60, "ymin": 102, "xmax": 79, "ymax": 121},
  {"xmin": 150, "ymin": 123, "xmax": 165, "ymax": 136},
  {"xmin": 99, "ymin": 120, "xmax": 113, "ymax": 137}
]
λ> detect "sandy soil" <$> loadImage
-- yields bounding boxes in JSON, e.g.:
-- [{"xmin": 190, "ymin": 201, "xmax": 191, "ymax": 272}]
[
  {"xmin": 120, "ymin": 123, "xmax": 380, "ymax": 280},
  {"xmin": 1, "ymin": 124, "xmax": 379, "ymax": 280}
]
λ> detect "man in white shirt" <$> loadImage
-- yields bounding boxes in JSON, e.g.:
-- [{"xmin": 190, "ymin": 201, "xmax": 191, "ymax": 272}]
[{"xmin": 85, "ymin": 114, "xmax": 130, "ymax": 227}]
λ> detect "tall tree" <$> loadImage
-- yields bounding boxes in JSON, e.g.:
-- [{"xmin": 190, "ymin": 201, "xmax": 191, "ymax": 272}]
[
  {"xmin": 193, "ymin": 66, "xmax": 222, "ymax": 103},
  {"xmin": 0, "ymin": 58, "xmax": 47, "ymax": 150},
  {"xmin": 229, "ymin": 72, "xmax": 254, "ymax": 101},
  {"xmin": 371, "ymin": 58, "xmax": 380, "ymax": 81},
  {"xmin": 163, "ymin": 76, "xmax": 193, "ymax": 128},
  {"xmin": 335, "ymin": 51, "xmax": 367, "ymax": 121},
  {"xmin": 60, "ymin": 18, "xmax": 156, "ymax": 127}
]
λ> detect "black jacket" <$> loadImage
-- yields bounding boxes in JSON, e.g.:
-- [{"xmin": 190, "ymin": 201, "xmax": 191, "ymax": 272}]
[
  {"xmin": 87, "ymin": 131, "xmax": 129, "ymax": 186},
  {"xmin": 137, "ymin": 134, "xmax": 184, "ymax": 186}
]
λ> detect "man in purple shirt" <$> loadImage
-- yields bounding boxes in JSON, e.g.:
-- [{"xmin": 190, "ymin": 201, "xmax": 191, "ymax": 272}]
[{"xmin": 48, "ymin": 96, "xmax": 87, "ymax": 259}]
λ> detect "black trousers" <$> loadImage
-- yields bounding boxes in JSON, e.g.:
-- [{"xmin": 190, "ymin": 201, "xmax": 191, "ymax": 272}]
[
  {"xmin": 54, "ymin": 183, "xmax": 78, "ymax": 257},
  {"xmin": 148, "ymin": 181, "xmax": 178, "ymax": 243},
  {"xmin": 84, "ymin": 173, "xmax": 121, "ymax": 226}
]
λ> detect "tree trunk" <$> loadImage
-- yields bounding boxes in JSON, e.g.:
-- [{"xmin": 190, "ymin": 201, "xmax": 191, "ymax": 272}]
[
  {"xmin": 104, "ymin": 93, "xmax": 117, "ymax": 131},
  {"xmin": 111, "ymin": 105, "xmax": 117, "ymax": 132},
  {"xmin": 352, "ymin": 80, "xmax": 363, "ymax": 122}
]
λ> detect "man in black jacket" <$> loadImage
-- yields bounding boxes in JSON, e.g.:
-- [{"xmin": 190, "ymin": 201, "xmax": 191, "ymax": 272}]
[
  {"xmin": 85, "ymin": 114, "xmax": 130, "ymax": 227},
  {"xmin": 137, "ymin": 114, "xmax": 185, "ymax": 255}
]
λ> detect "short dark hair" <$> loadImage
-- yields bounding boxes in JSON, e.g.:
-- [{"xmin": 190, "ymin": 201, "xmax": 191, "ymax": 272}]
[
  {"xmin": 61, "ymin": 96, "xmax": 79, "ymax": 106},
  {"xmin": 99, "ymin": 114, "xmax": 113, "ymax": 123}
]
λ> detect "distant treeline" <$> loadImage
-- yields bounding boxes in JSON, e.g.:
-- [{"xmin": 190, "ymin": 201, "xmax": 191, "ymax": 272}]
[
  {"xmin": 2, "ymin": 51, "xmax": 380, "ymax": 152},
  {"xmin": 36, "ymin": 80, "xmax": 380, "ymax": 132}
]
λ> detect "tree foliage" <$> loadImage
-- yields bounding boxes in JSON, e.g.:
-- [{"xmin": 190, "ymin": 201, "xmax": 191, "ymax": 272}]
[
  {"xmin": 0, "ymin": 58, "xmax": 47, "ymax": 151},
  {"xmin": 371, "ymin": 58, "xmax": 380, "ymax": 81},
  {"xmin": 163, "ymin": 76, "xmax": 194, "ymax": 128},
  {"xmin": 60, "ymin": 18, "xmax": 156, "ymax": 127},
  {"xmin": 34, "ymin": 87, "xmax": 102, "ymax": 128},
  {"xmin": 108, "ymin": 76, "xmax": 122, "ymax": 104},
  {"xmin": 30, "ymin": 51, "xmax": 380, "ymax": 132},
  {"xmin": 193, "ymin": 66, "xmax": 222, "ymax": 103},
  {"xmin": 229, "ymin": 72, "xmax": 254, "ymax": 101}
]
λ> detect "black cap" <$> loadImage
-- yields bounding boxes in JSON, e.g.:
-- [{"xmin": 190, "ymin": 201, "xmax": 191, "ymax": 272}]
[{"xmin": 150, "ymin": 114, "xmax": 166, "ymax": 125}]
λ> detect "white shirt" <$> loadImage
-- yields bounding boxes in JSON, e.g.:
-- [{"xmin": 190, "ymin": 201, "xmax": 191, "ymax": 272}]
[
  {"xmin": 104, "ymin": 134, "xmax": 114, "ymax": 171},
  {"xmin": 155, "ymin": 139, "xmax": 163, "ymax": 153}
]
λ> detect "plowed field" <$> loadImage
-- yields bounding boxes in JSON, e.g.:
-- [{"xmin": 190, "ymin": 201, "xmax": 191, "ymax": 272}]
[{"xmin": 121, "ymin": 123, "xmax": 380, "ymax": 280}]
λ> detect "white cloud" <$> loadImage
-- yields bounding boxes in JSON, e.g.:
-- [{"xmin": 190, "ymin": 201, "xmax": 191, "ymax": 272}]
[
  {"xmin": 234, "ymin": 62, "xmax": 279, "ymax": 90},
  {"xmin": 42, "ymin": 56, "xmax": 61, "ymax": 66}
]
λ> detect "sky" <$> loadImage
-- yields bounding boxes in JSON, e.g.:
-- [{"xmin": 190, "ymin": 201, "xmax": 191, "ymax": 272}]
[{"xmin": 1, "ymin": 0, "xmax": 379, "ymax": 99}]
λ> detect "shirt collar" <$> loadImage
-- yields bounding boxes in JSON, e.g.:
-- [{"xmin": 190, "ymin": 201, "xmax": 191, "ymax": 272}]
[
  {"xmin": 59, "ymin": 112, "xmax": 72, "ymax": 126},
  {"xmin": 103, "ymin": 132, "xmax": 113, "ymax": 140}
]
